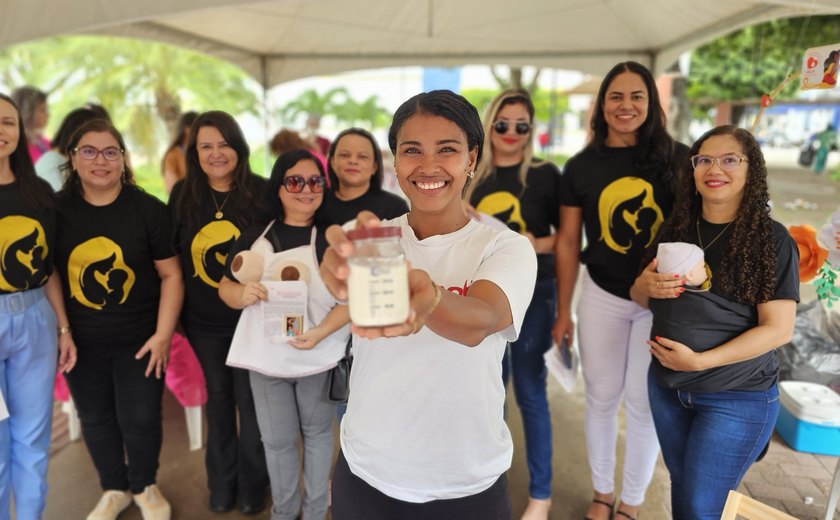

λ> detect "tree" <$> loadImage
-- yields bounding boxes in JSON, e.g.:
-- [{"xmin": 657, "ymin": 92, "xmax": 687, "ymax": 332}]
[
  {"xmin": 688, "ymin": 15, "xmax": 840, "ymax": 122},
  {"xmin": 461, "ymin": 88, "xmax": 568, "ymax": 122},
  {"xmin": 0, "ymin": 36, "xmax": 261, "ymax": 162},
  {"xmin": 489, "ymin": 66, "xmax": 542, "ymax": 94},
  {"xmin": 276, "ymin": 87, "xmax": 350, "ymax": 128},
  {"xmin": 333, "ymin": 95, "xmax": 391, "ymax": 129}
]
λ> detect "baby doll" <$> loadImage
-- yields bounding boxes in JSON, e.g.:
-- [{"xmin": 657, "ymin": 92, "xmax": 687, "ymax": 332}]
[{"xmin": 656, "ymin": 242, "xmax": 708, "ymax": 289}]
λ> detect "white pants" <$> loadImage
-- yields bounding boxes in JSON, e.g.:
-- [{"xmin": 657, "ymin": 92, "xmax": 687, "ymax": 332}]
[{"xmin": 577, "ymin": 270, "xmax": 660, "ymax": 506}]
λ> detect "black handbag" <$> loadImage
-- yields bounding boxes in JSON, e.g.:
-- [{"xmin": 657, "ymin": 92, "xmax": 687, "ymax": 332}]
[{"xmin": 327, "ymin": 337, "xmax": 353, "ymax": 403}]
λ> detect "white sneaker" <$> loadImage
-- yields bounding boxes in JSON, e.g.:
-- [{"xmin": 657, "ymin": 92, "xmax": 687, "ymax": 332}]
[
  {"xmin": 86, "ymin": 490, "xmax": 132, "ymax": 520},
  {"xmin": 133, "ymin": 484, "xmax": 171, "ymax": 520}
]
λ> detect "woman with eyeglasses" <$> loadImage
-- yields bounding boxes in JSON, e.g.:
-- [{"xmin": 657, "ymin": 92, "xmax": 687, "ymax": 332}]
[
  {"xmin": 219, "ymin": 149, "xmax": 350, "ymax": 520},
  {"xmin": 553, "ymin": 62, "xmax": 689, "ymax": 520},
  {"xmin": 316, "ymin": 127, "xmax": 408, "ymax": 228},
  {"xmin": 169, "ymin": 111, "xmax": 270, "ymax": 514},
  {"xmin": 464, "ymin": 88, "xmax": 561, "ymax": 520},
  {"xmin": 0, "ymin": 93, "xmax": 76, "ymax": 520},
  {"xmin": 54, "ymin": 119, "xmax": 183, "ymax": 520},
  {"xmin": 630, "ymin": 126, "xmax": 798, "ymax": 519}
]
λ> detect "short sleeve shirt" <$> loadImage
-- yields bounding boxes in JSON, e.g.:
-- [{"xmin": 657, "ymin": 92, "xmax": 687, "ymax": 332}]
[
  {"xmin": 0, "ymin": 180, "xmax": 55, "ymax": 294},
  {"xmin": 55, "ymin": 186, "xmax": 175, "ymax": 349}
]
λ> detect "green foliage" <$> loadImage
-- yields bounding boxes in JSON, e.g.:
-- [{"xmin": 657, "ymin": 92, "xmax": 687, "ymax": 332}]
[
  {"xmin": 333, "ymin": 95, "xmax": 391, "ymax": 129},
  {"xmin": 461, "ymin": 88, "xmax": 569, "ymax": 123},
  {"xmin": 0, "ymin": 35, "xmax": 261, "ymax": 167},
  {"xmin": 688, "ymin": 15, "xmax": 840, "ymax": 104},
  {"xmin": 277, "ymin": 87, "xmax": 349, "ymax": 126},
  {"xmin": 814, "ymin": 260, "xmax": 840, "ymax": 308}
]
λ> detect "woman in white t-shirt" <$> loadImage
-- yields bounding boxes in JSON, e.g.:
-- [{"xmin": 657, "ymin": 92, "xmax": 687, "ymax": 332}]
[{"xmin": 320, "ymin": 90, "xmax": 538, "ymax": 520}]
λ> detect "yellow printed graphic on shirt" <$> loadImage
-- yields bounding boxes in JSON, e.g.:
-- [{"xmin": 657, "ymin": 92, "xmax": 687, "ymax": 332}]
[
  {"xmin": 0, "ymin": 216, "xmax": 49, "ymax": 291},
  {"xmin": 598, "ymin": 177, "xmax": 663, "ymax": 254},
  {"xmin": 475, "ymin": 191, "xmax": 527, "ymax": 233},
  {"xmin": 68, "ymin": 237, "xmax": 136, "ymax": 310},
  {"xmin": 191, "ymin": 220, "xmax": 240, "ymax": 288}
]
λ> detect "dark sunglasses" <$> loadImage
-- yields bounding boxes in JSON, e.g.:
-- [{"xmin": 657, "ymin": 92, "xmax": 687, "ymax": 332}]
[
  {"xmin": 493, "ymin": 120, "xmax": 531, "ymax": 135},
  {"xmin": 282, "ymin": 175, "xmax": 326, "ymax": 193}
]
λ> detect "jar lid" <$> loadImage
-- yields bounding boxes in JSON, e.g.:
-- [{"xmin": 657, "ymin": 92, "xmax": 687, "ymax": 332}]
[{"xmin": 347, "ymin": 226, "xmax": 402, "ymax": 240}]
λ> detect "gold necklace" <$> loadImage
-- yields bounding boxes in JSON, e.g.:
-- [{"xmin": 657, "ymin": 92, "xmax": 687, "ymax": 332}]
[
  {"xmin": 696, "ymin": 217, "xmax": 733, "ymax": 250},
  {"xmin": 210, "ymin": 189, "xmax": 232, "ymax": 219}
]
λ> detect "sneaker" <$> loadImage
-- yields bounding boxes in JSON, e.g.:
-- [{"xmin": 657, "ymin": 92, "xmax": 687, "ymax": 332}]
[
  {"xmin": 133, "ymin": 484, "xmax": 171, "ymax": 520},
  {"xmin": 86, "ymin": 490, "xmax": 132, "ymax": 520}
]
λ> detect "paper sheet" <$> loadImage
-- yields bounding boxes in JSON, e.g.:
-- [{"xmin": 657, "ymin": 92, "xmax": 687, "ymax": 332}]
[{"xmin": 543, "ymin": 338, "xmax": 580, "ymax": 394}]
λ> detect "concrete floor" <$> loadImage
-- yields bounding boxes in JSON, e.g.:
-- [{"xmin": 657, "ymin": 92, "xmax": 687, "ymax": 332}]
[
  {"xmin": 43, "ymin": 375, "xmax": 677, "ymax": 520},
  {"xmin": 41, "ymin": 364, "xmax": 840, "ymax": 520}
]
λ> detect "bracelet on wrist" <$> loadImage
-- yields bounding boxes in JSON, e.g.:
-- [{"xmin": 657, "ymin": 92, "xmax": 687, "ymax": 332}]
[
  {"xmin": 428, "ymin": 281, "xmax": 443, "ymax": 314},
  {"xmin": 57, "ymin": 326, "xmax": 72, "ymax": 336}
]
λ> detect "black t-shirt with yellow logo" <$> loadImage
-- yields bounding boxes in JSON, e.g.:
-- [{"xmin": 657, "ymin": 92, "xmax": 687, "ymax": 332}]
[
  {"xmin": 0, "ymin": 180, "xmax": 55, "ymax": 294},
  {"xmin": 55, "ymin": 185, "xmax": 175, "ymax": 349},
  {"xmin": 469, "ymin": 161, "xmax": 562, "ymax": 282},
  {"xmin": 560, "ymin": 144, "xmax": 688, "ymax": 300},
  {"xmin": 170, "ymin": 175, "xmax": 268, "ymax": 338}
]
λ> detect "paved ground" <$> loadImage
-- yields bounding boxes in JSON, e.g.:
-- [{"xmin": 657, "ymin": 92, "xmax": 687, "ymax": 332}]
[{"xmin": 42, "ymin": 151, "xmax": 840, "ymax": 519}]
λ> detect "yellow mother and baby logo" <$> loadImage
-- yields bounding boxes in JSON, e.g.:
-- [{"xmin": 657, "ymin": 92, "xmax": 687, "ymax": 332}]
[
  {"xmin": 598, "ymin": 177, "xmax": 663, "ymax": 254},
  {"xmin": 190, "ymin": 220, "xmax": 240, "ymax": 289},
  {"xmin": 67, "ymin": 237, "xmax": 136, "ymax": 310},
  {"xmin": 0, "ymin": 216, "xmax": 49, "ymax": 292}
]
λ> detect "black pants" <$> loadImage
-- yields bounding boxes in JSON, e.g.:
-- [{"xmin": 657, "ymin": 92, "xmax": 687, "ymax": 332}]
[
  {"xmin": 65, "ymin": 343, "xmax": 164, "ymax": 493},
  {"xmin": 331, "ymin": 451, "xmax": 512, "ymax": 520},
  {"xmin": 187, "ymin": 333, "xmax": 268, "ymax": 503}
]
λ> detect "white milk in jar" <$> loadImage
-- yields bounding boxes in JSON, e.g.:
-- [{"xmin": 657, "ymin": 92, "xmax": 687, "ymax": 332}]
[{"xmin": 347, "ymin": 226, "xmax": 410, "ymax": 326}]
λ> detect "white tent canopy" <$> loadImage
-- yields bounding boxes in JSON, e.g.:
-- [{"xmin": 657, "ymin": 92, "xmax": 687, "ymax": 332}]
[{"xmin": 2, "ymin": 0, "xmax": 839, "ymax": 88}]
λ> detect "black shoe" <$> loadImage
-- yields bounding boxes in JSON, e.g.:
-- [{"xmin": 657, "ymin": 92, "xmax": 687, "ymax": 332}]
[
  {"xmin": 209, "ymin": 491, "xmax": 235, "ymax": 513},
  {"xmin": 238, "ymin": 499, "xmax": 265, "ymax": 515}
]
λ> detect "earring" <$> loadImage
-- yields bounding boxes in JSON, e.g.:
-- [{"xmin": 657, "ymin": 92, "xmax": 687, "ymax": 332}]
[{"xmin": 468, "ymin": 171, "xmax": 475, "ymax": 178}]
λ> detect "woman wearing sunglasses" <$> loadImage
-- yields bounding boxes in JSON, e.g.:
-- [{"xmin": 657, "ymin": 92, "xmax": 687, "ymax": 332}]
[
  {"xmin": 0, "ymin": 93, "xmax": 76, "ymax": 520},
  {"xmin": 630, "ymin": 126, "xmax": 798, "ymax": 519},
  {"xmin": 464, "ymin": 88, "xmax": 561, "ymax": 520},
  {"xmin": 54, "ymin": 119, "xmax": 183, "ymax": 520},
  {"xmin": 219, "ymin": 149, "xmax": 349, "ymax": 520},
  {"xmin": 553, "ymin": 62, "xmax": 689, "ymax": 520},
  {"xmin": 169, "ymin": 111, "xmax": 270, "ymax": 514}
]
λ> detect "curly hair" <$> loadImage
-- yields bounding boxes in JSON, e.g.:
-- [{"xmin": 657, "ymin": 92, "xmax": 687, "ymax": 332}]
[{"xmin": 645, "ymin": 125, "xmax": 776, "ymax": 304}]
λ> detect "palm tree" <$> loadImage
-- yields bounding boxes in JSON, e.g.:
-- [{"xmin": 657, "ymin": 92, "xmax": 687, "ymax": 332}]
[
  {"xmin": 1, "ymin": 36, "xmax": 261, "ymax": 162},
  {"xmin": 333, "ymin": 95, "xmax": 391, "ymax": 129},
  {"xmin": 276, "ymin": 87, "xmax": 349, "ymax": 127}
]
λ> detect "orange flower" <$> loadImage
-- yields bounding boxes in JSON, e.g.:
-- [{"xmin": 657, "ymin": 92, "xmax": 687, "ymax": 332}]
[{"xmin": 789, "ymin": 225, "xmax": 829, "ymax": 282}]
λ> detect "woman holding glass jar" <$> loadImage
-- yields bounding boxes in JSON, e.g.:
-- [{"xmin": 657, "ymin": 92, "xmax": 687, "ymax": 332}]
[{"xmin": 320, "ymin": 90, "xmax": 537, "ymax": 519}]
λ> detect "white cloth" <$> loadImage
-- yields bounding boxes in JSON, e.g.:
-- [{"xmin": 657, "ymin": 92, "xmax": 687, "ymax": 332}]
[
  {"xmin": 340, "ymin": 214, "xmax": 537, "ymax": 502},
  {"xmin": 656, "ymin": 242, "xmax": 704, "ymax": 276},
  {"xmin": 33, "ymin": 151, "xmax": 65, "ymax": 192},
  {"xmin": 227, "ymin": 222, "xmax": 349, "ymax": 378}
]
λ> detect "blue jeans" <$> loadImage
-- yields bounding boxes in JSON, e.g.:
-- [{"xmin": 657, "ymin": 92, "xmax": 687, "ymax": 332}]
[
  {"xmin": 647, "ymin": 369, "xmax": 779, "ymax": 520},
  {"xmin": 501, "ymin": 279, "xmax": 556, "ymax": 499},
  {"xmin": 0, "ymin": 288, "xmax": 57, "ymax": 520}
]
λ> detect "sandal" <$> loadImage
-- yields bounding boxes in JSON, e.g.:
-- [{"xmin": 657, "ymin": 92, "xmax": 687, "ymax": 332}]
[
  {"xmin": 584, "ymin": 498, "xmax": 615, "ymax": 520},
  {"xmin": 615, "ymin": 511, "xmax": 637, "ymax": 520}
]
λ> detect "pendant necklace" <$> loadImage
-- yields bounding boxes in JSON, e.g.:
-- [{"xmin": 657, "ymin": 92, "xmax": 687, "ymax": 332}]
[
  {"xmin": 696, "ymin": 216, "xmax": 733, "ymax": 250},
  {"xmin": 210, "ymin": 189, "xmax": 232, "ymax": 219}
]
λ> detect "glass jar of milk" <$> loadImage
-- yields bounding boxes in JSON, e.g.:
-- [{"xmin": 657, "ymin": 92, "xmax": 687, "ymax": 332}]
[{"xmin": 347, "ymin": 226, "xmax": 410, "ymax": 327}]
